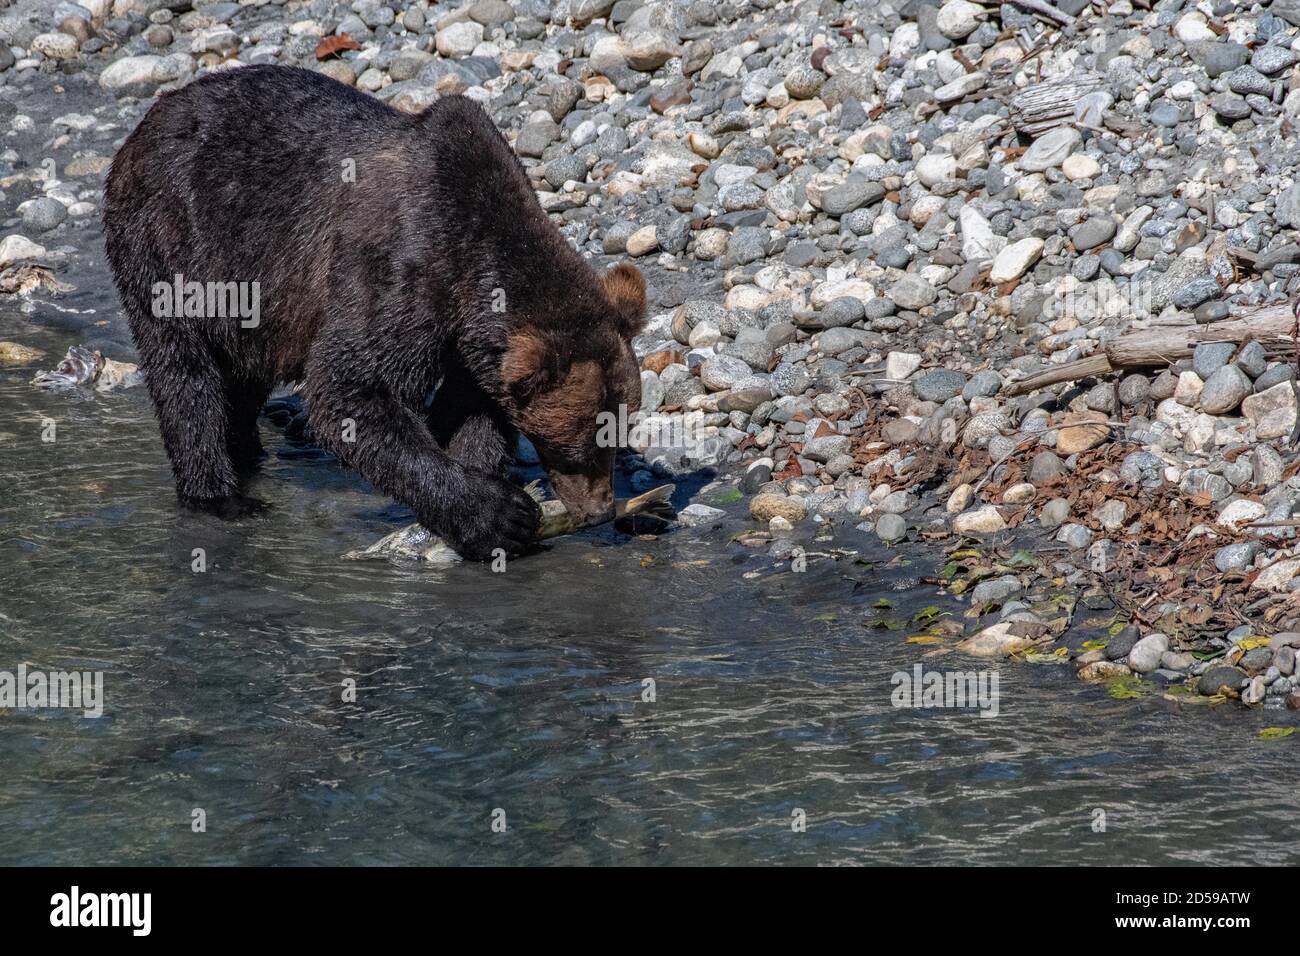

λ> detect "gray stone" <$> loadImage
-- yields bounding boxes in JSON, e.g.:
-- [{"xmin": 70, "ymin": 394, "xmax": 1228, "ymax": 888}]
[
  {"xmin": 821, "ymin": 175, "xmax": 884, "ymax": 216},
  {"xmin": 1118, "ymin": 374, "xmax": 1150, "ymax": 407},
  {"xmin": 1068, "ymin": 216, "xmax": 1116, "ymax": 250},
  {"xmin": 962, "ymin": 370, "xmax": 1002, "ymax": 401},
  {"xmin": 875, "ymin": 512, "xmax": 906, "ymax": 543},
  {"xmin": 1226, "ymin": 66, "xmax": 1272, "ymax": 96},
  {"xmin": 818, "ymin": 296, "xmax": 865, "ymax": 328},
  {"xmin": 1236, "ymin": 341, "xmax": 1267, "ymax": 379},
  {"xmin": 1215, "ymin": 542, "xmax": 1258, "ymax": 572},
  {"xmin": 803, "ymin": 434, "xmax": 851, "ymax": 463},
  {"xmin": 1255, "ymin": 364, "xmax": 1296, "ymax": 392},
  {"xmin": 1149, "ymin": 101, "xmax": 1182, "ymax": 127},
  {"xmin": 1039, "ymin": 497, "xmax": 1071, "ymax": 528},
  {"xmin": 1054, "ymin": 523, "xmax": 1091, "ymax": 549},
  {"xmin": 700, "ymin": 354, "xmax": 753, "ymax": 391},
  {"xmin": 913, "ymin": 368, "xmax": 967, "ymax": 402},
  {"xmin": 19, "ymin": 197, "xmax": 67, "ymax": 234},
  {"xmin": 1199, "ymin": 665, "xmax": 1247, "ymax": 696},
  {"xmin": 971, "ymin": 575, "xmax": 1023, "ymax": 606},
  {"xmin": 1252, "ymin": 43, "xmax": 1298, "ymax": 75},
  {"xmin": 888, "ymin": 274, "xmax": 937, "ymax": 310},
  {"xmin": 1028, "ymin": 450, "xmax": 1065, "ymax": 483},
  {"xmin": 1277, "ymin": 183, "xmax": 1300, "ymax": 229},
  {"xmin": 1187, "ymin": 41, "xmax": 1250, "ymax": 78},
  {"xmin": 1172, "ymin": 277, "xmax": 1220, "ymax": 309},
  {"xmin": 1210, "ymin": 93, "xmax": 1251, "ymax": 121},
  {"xmin": 1193, "ymin": 342, "xmax": 1236, "ymax": 380},
  {"xmin": 771, "ymin": 362, "xmax": 812, "ymax": 396}
]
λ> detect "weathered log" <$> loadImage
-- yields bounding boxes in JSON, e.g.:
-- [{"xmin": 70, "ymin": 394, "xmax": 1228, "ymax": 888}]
[
  {"xmin": 1004, "ymin": 304, "xmax": 1299, "ymax": 396},
  {"xmin": 980, "ymin": 0, "xmax": 1077, "ymax": 27},
  {"xmin": 1007, "ymin": 74, "xmax": 1104, "ymax": 135}
]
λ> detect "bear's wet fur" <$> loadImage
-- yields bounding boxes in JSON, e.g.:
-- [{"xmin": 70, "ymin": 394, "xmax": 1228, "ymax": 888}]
[{"xmin": 103, "ymin": 65, "xmax": 645, "ymax": 559}]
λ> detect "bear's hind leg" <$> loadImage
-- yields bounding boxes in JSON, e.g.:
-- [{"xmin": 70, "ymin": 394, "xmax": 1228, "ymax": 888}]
[
  {"xmin": 224, "ymin": 374, "xmax": 271, "ymax": 472},
  {"xmin": 139, "ymin": 331, "xmax": 240, "ymax": 502}
]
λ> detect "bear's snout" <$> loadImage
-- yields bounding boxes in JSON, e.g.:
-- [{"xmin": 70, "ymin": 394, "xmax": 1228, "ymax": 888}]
[{"xmin": 548, "ymin": 471, "xmax": 615, "ymax": 526}]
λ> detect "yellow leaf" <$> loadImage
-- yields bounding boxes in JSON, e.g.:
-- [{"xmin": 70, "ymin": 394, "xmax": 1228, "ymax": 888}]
[{"xmin": 1258, "ymin": 727, "xmax": 1297, "ymax": 740}]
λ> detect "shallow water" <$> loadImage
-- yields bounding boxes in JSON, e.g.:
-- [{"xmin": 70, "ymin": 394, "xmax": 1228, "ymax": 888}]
[{"xmin": 2, "ymin": 254, "xmax": 1300, "ymax": 866}]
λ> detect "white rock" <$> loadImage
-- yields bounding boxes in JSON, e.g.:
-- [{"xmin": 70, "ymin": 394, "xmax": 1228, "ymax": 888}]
[
  {"xmin": 957, "ymin": 621, "xmax": 1044, "ymax": 657},
  {"xmin": 953, "ymin": 505, "xmax": 1006, "ymax": 534},
  {"xmin": 936, "ymin": 0, "xmax": 983, "ymax": 39},
  {"xmin": 1243, "ymin": 675, "xmax": 1266, "ymax": 705},
  {"xmin": 1252, "ymin": 558, "xmax": 1300, "ymax": 593},
  {"xmin": 623, "ymin": 31, "xmax": 678, "ymax": 72},
  {"xmin": 888, "ymin": 22, "xmax": 921, "ymax": 59},
  {"xmin": 1155, "ymin": 398, "xmax": 1196, "ymax": 434},
  {"xmin": 0, "ymin": 235, "xmax": 46, "ymax": 268},
  {"xmin": 935, "ymin": 71, "xmax": 986, "ymax": 102},
  {"xmin": 589, "ymin": 35, "xmax": 626, "ymax": 72},
  {"xmin": 959, "ymin": 206, "xmax": 1005, "ymax": 261},
  {"xmin": 1174, "ymin": 12, "xmax": 1215, "ymax": 43},
  {"xmin": 626, "ymin": 225, "xmax": 659, "ymax": 257},
  {"xmin": 1242, "ymin": 382, "xmax": 1300, "ymax": 441},
  {"xmin": 1217, "ymin": 499, "xmax": 1266, "ymax": 531},
  {"xmin": 885, "ymin": 351, "xmax": 923, "ymax": 381},
  {"xmin": 946, "ymin": 483, "xmax": 974, "ymax": 514},
  {"xmin": 436, "ymin": 22, "xmax": 483, "ymax": 58},
  {"xmin": 915, "ymin": 152, "xmax": 957, "ymax": 188},
  {"xmin": 32, "ymin": 32, "xmax": 79, "ymax": 59},
  {"xmin": 1019, "ymin": 126, "xmax": 1081, "ymax": 173},
  {"xmin": 679, "ymin": 503, "xmax": 726, "ymax": 527},
  {"xmin": 98, "ymin": 54, "xmax": 177, "ymax": 92},
  {"xmin": 1114, "ymin": 205, "xmax": 1153, "ymax": 253},
  {"xmin": 988, "ymin": 237, "xmax": 1044, "ymax": 283},
  {"xmin": 687, "ymin": 131, "xmax": 719, "ymax": 159},
  {"xmin": 1061, "ymin": 153, "xmax": 1101, "ymax": 181},
  {"xmin": 1002, "ymin": 482, "xmax": 1036, "ymax": 504},
  {"xmin": 1127, "ymin": 633, "xmax": 1169, "ymax": 674},
  {"xmin": 1174, "ymin": 371, "xmax": 1204, "ymax": 407}
]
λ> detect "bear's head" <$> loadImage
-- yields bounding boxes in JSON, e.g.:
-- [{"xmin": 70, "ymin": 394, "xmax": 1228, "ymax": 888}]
[{"xmin": 502, "ymin": 263, "xmax": 647, "ymax": 525}]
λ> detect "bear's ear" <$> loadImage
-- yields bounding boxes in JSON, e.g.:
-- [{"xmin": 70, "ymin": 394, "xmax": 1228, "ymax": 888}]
[
  {"xmin": 502, "ymin": 330, "xmax": 562, "ymax": 403},
  {"xmin": 604, "ymin": 263, "xmax": 646, "ymax": 339}
]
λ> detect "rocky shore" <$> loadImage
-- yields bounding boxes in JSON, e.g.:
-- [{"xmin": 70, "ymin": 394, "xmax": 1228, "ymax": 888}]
[{"xmin": 7, "ymin": 0, "xmax": 1300, "ymax": 709}]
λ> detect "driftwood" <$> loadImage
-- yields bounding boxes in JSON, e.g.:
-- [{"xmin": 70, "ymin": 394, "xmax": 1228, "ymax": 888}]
[
  {"xmin": 1004, "ymin": 303, "xmax": 1299, "ymax": 396},
  {"xmin": 976, "ymin": 0, "xmax": 1077, "ymax": 27},
  {"xmin": 1007, "ymin": 74, "xmax": 1104, "ymax": 135}
]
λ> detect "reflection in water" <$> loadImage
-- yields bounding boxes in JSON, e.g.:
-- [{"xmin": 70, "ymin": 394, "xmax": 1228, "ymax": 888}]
[{"xmin": 2, "ymin": 312, "xmax": 1299, "ymax": 865}]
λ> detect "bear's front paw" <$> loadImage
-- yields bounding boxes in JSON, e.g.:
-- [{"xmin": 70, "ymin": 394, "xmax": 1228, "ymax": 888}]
[{"xmin": 442, "ymin": 474, "xmax": 541, "ymax": 560}]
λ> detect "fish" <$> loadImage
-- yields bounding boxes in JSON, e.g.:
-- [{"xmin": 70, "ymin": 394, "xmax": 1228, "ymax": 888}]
[
  {"xmin": 31, "ymin": 344, "xmax": 103, "ymax": 389},
  {"xmin": 31, "ymin": 345, "xmax": 143, "ymax": 392},
  {"xmin": 344, "ymin": 482, "xmax": 677, "ymax": 565}
]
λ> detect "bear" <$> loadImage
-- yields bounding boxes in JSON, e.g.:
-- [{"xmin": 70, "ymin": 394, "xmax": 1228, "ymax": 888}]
[{"xmin": 102, "ymin": 65, "xmax": 646, "ymax": 560}]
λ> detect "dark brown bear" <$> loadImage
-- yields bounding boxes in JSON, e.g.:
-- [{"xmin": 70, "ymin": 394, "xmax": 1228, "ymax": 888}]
[{"xmin": 103, "ymin": 65, "xmax": 645, "ymax": 559}]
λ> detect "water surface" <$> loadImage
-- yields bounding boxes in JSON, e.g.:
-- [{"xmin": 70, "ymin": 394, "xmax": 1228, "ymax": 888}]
[{"xmin": 1, "ymin": 248, "xmax": 1298, "ymax": 867}]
